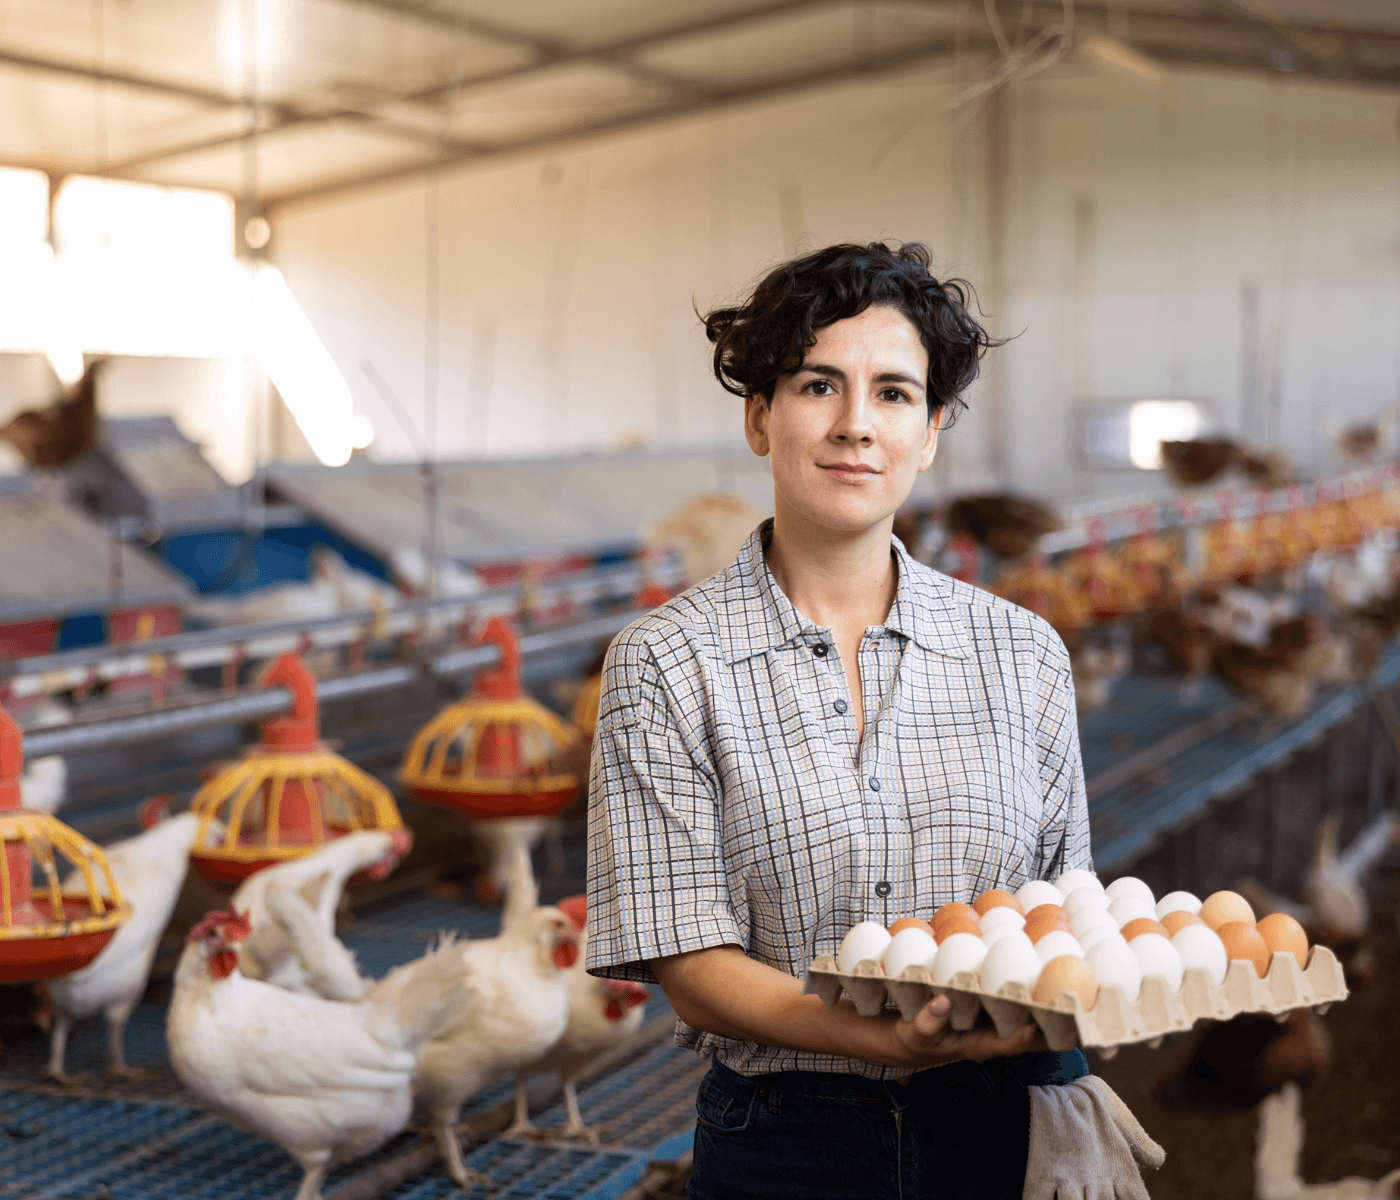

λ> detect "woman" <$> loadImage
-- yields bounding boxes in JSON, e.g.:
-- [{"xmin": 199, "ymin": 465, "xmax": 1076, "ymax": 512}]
[{"xmin": 586, "ymin": 242, "xmax": 1092, "ymax": 1198}]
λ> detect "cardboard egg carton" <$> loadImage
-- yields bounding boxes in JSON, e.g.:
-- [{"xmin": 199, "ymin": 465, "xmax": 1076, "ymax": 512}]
[{"xmin": 802, "ymin": 945, "xmax": 1347, "ymax": 1055}]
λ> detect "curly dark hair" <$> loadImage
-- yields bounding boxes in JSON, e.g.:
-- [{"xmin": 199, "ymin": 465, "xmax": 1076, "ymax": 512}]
[{"xmin": 702, "ymin": 241, "xmax": 1001, "ymax": 424}]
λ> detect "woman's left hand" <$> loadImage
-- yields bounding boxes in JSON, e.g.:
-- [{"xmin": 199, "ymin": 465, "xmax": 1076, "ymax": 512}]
[{"xmin": 890, "ymin": 994, "xmax": 1047, "ymax": 1065}]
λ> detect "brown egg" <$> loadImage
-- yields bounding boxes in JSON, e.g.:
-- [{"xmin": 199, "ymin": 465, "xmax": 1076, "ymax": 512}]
[
  {"xmin": 1120, "ymin": 917, "xmax": 1170, "ymax": 942},
  {"xmin": 1256, "ymin": 912, "xmax": 1309, "ymax": 965},
  {"xmin": 1161, "ymin": 910, "xmax": 1205, "ymax": 936},
  {"xmin": 889, "ymin": 917, "xmax": 935, "ymax": 937},
  {"xmin": 1024, "ymin": 911, "xmax": 1072, "ymax": 943},
  {"xmin": 931, "ymin": 903, "xmax": 978, "ymax": 935},
  {"xmin": 934, "ymin": 913, "xmax": 982, "ymax": 939},
  {"xmin": 1032, "ymin": 955, "xmax": 1099, "ymax": 1011},
  {"xmin": 973, "ymin": 889, "xmax": 1025, "ymax": 917},
  {"xmin": 1199, "ymin": 890, "xmax": 1256, "ymax": 931},
  {"xmin": 1216, "ymin": 921, "xmax": 1271, "ymax": 977},
  {"xmin": 1025, "ymin": 903, "xmax": 1068, "ymax": 925}
]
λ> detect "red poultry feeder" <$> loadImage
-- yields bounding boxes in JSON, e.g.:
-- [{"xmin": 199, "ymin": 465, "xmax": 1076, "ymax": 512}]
[
  {"xmin": 190, "ymin": 654, "xmax": 407, "ymax": 887},
  {"xmin": 400, "ymin": 618, "xmax": 581, "ymax": 819},
  {"xmin": 0, "ymin": 708, "xmax": 129, "ymax": 983}
]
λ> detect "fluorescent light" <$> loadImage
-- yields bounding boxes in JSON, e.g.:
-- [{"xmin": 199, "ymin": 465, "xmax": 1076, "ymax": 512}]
[
  {"xmin": 1129, "ymin": 400, "xmax": 1203, "ymax": 470},
  {"xmin": 252, "ymin": 264, "xmax": 370, "ymax": 467},
  {"xmin": 1083, "ymin": 34, "xmax": 1165, "ymax": 83}
]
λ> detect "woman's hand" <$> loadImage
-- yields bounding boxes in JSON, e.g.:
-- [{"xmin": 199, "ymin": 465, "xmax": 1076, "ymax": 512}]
[
  {"xmin": 885, "ymin": 994, "xmax": 1044, "ymax": 1067},
  {"xmin": 652, "ymin": 946, "xmax": 1045, "ymax": 1070}
]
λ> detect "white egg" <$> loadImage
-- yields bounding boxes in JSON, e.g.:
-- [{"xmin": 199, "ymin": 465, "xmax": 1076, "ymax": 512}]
[
  {"xmin": 1172, "ymin": 923, "xmax": 1228, "ymax": 986},
  {"xmin": 932, "ymin": 932, "xmax": 988, "ymax": 984},
  {"xmin": 1084, "ymin": 934, "xmax": 1143, "ymax": 1002},
  {"xmin": 1155, "ymin": 890, "xmax": 1202, "ymax": 920},
  {"xmin": 1129, "ymin": 933, "xmax": 1184, "ymax": 992},
  {"xmin": 1069, "ymin": 906, "xmax": 1116, "ymax": 939},
  {"xmin": 1014, "ymin": 879, "xmax": 1064, "ymax": 912},
  {"xmin": 1108, "ymin": 895, "xmax": 1157, "ymax": 929},
  {"xmin": 1075, "ymin": 923, "xmax": 1115, "ymax": 951},
  {"xmin": 981, "ymin": 923, "xmax": 1021, "ymax": 948},
  {"xmin": 979, "ymin": 932, "xmax": 1042, "ymax": 994},
  {"xmin": 1062, "ymin": 886, "xmax": 1111, "ymax": 917},
  {"xmin": 882, "ymin": 928, "xmax": 938, "ymax": 978},
  {"xmin": 1054, "ymin": 868, "xmax": 1103, "ymax": 898},
  {"xmin": 1104, "ymin": 876, "xmax": 1156, "ymax": 908},
  {"xmin": 1033, "ymin": 930, "xmax": 1085, "ymax": 964},
  {"xmin": 837, "ymin": 921, "xmax": 893, "ymax": 973},
  {"xmin": 978, "ymin": 906, "xmax": 1026, "ymax": 936}
]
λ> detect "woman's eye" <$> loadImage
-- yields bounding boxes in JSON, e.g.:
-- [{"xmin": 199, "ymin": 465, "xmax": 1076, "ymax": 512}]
[
  {"xmin": 880, "ymin": 388, "xmax": 912, "ymax": 403},
  {"xmin": 805, "ymin": 379, "xmax": 835, "ymax": 396}
]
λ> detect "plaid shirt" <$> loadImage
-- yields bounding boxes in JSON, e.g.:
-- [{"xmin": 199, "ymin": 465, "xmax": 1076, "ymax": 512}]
[{"xmin": 585, "ymin": 521, "xmax": 1091, "ymax": 1078}]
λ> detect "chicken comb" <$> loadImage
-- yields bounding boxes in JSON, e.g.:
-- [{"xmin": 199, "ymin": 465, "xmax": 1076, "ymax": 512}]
[
  {"xmin": 557, "ymin": 894, "xmax": 587, "ymax": 932},
  {"xmin": 187, "ymin": 907, "xmax": 253, "ymax": 944}
]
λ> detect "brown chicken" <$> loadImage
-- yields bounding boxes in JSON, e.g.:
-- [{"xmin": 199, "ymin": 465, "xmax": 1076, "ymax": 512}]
[
  {"xmin": 1157, "ymin": 1009, "xmax": 1331, "ymax": 1110},
  {"xmin": 1139, "ymin": 601, "xmax": 1222, "ymax": 677},
  {"xmin": 0, "ymin": 360, "xmax": 101, "ymax": 467},
  {"xmin": 946, "ymin": 494, "xmax": 1062, "ymax": 560},
  {"xmin": 1160, "ymin": 439, "xmax": 1236, "ymax": 486},
  {"xmin": 1211, "ymin": 640, "xmax": 1313, "ymax": 721}
]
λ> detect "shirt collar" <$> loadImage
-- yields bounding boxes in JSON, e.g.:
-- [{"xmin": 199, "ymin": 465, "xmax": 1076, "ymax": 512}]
[{"xmin": 717, "ymin": 519, "xmax": 971, "ymax": 664}]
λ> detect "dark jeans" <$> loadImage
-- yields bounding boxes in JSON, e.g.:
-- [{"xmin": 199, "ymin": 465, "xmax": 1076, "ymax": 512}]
[{"xmin": 688, "ymin": 1050, "xmax": 1089, "ymax": 1200}]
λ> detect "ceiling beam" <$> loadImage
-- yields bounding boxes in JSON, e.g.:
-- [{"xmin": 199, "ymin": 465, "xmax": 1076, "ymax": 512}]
[
  {"xmin": 0, "ymin": 46, "xmax": 240, "ymax": 108},
  {"xmin": 341, "ymin": 0, "xmax": 836, "ymax": 99},
  {"xmin": 40, "ymin": 0, "xmax": 841, "ymax": 176},
  {"xmin": 265, "ymin": 33, "xmax": 974, "ymax": 211}
]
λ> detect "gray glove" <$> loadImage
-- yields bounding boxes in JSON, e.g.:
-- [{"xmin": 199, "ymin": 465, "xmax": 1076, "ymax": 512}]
[{"xmin": 1023, "ymin": 1075, "xmax": 1166, "ymax": 1200}]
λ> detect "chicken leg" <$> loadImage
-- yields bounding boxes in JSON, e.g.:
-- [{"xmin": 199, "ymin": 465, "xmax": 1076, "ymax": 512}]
[
  {"xmin": 104, "ymin": 1001, "xmax": 152, "ymax": 1079},
  {"xmin": 560, "ymin": 1078, "xmax": 602, "ymax": 1146},
  {"xmin": 501, "ymin": 1073, "xmax": 542, "ymax": 1140},
  {"xmin": 431, "ymin": 1114, "xmax": 492, "ymax": 1188},
  {"xmin": 44, "ymin": 1011, "xmax": 75, "ymax": 1084},
  {"xmin": 291, "ymin": 1158, "xmax": 329, "ymax": 1200}
]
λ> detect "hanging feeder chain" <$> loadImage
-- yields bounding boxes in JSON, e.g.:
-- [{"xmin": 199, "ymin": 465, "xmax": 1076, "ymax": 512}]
[{"xmin": 22, "ymin": 606, "xmax": 645, "ymax": 759}]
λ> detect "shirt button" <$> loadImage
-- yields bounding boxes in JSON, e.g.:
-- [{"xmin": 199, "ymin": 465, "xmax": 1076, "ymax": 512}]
[
  {"xmin": 832, "ymin": 699, "xmax": 847, "ymax": 715},
  {"xmin": 875, "ymin": 881, "xmax": 892, "ymax": 899},
  {"xmin": 812, "ymin": 642, "xmax": 829, "ymax": 657},
  {"xmin": 868, "ymin": 776, "xmax": 881, "ymax": 792}
]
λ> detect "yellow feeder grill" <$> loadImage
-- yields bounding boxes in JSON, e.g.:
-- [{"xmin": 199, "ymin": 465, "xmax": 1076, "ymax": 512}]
[
  {"xmin": 190, "ymin": 654, "xmax": 407, "ymax": 888},
  {"xmin": 0, "ymin": 707, "xmax": 129, "ymax": 982},
  {"xmin": 400, "ymin": 617, "xmax": 581, "ymax": 819}
]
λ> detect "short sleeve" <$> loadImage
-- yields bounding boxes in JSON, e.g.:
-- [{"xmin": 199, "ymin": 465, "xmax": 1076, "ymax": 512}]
[
  {"xmin": 584, "ymin": 624, "xmax": 745, "ymax": 983},
  {"xmin": 1030, "ymin": 625, "xmax": 1093, "ymax": 879}
]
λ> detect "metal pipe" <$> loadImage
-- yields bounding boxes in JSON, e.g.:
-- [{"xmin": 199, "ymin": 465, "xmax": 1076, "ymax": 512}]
[
  {"xmin": 1, "ymin": 556, "xmax": 672, "ymax": 681},
  {"xmin": 22, "ymin": 608, "xmax": 645, "ymax": 756}
]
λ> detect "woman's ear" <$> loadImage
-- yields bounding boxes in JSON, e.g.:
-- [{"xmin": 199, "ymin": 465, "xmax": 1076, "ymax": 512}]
[
  {"xmin": 917, "ymin": 408, "xmax": 942, "ymax": 473},
  {"xmin": 744, "ymin": 395, "xmax": 771, "ymax": 457}
]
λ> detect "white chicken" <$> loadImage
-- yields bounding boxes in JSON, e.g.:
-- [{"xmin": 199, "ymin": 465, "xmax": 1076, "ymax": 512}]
[
  {"xmin": 504, "ymin": 894, "xmax": 650, "ymax": 1144},
  {"xmin": 190, "ymin": 547, "xmax": 398, "ymax": 628},
  {"xmin": 389, "ymin": 837, "xmax": 578, "ymax": 1186},
  {"xmin": 1199, "ymin": 586, "xmax": 1297, "ymax": 649},
  {"xmin": 1256, "ymin": 1082, "xmax": 1400, "ymax": 1199},
  {"xmin": 471, "ymin": 816, "xmax": 550, "ymax": 904},
  {"xmin": 46, "ymin": 809, "xmax": 223, "ymax": 1082},
  {"xmin": 231, "ymin": 829, "xmax": 412, "ymax": 1001},
  {"xmin": 169, "ymin": 908, "xmax": 468, "ymax": 1200},
  {"xmin": 19, "ymin": 697, "xmax": 73, "ymax": 815}
]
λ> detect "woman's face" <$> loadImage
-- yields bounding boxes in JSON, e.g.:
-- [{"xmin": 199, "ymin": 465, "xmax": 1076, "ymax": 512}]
[{"xmin": 745, "ymin": 305, "xmax": 939, "ymax": 536}]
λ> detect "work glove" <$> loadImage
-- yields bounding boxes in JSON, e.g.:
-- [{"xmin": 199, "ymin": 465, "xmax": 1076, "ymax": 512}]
[{"xmin": 1023, "ymin": 1074, "xmax": 1166, "ymax": 1200}]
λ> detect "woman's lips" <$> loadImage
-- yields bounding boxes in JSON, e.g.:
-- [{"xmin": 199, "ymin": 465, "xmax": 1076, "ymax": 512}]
[{"xmin": 820, "ymin": 463, "xmax": 880, "ymax": 481}]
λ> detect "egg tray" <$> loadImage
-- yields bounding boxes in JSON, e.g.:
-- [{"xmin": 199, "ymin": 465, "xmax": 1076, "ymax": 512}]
[{"xmin": 802, "ymin": 945, "xmax": 1347, "ymax": 1056}]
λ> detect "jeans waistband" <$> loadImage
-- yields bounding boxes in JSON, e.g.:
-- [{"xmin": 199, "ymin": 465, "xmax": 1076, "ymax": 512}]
[{"xmin": 713, "ymin": 1048, "xmax": 1088, "ymax": 1103}]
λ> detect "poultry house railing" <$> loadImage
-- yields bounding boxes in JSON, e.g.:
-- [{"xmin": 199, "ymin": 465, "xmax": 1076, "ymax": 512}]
[{"xmin": 1, "ymin": 553, "xmax": 682, "ymax": 703}]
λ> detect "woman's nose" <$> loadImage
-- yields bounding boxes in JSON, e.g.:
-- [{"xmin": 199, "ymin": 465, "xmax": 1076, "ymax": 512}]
[{"xmin": 832, "ymin": 394, "xmax": 876, "ymax": 444}]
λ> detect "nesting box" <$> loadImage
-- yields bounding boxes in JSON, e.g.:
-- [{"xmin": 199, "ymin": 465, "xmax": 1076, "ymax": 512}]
[
  {"xmin": 0, "ymin": 708, "xmax": 129, "ymax": 982},
  {"xmin": 190, "ymin": 654, "xmax": 406, "ymax": 887},
  {"xmin": 400, "ymin": 618, "xmax": 580, "ymax": 819}
]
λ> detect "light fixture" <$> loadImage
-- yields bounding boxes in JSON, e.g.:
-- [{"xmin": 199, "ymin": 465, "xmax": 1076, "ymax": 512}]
[
  {"xmin": 1082, "ymin": 34, "xmax": 1164, "ymax": 83},
  {"xmin": 244, "ymin": 216, "xmax": 272, "ymax": 250},
  {"xmin": 1128, "ymin": 400, "xmax": 1204, "ymax": 470}
]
